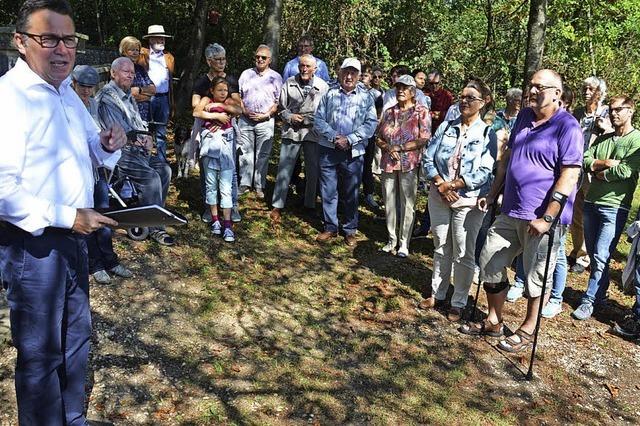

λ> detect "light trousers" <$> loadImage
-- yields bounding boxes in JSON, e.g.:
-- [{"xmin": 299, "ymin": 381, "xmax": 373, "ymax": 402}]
[
  {"xmin": 381, "ymin": 169, "xmax": 418, "ymax": 249},
  {"xmin": 237, "ymin": 116, "xmax": 274, "ymax": 191},
  {"xmin": 271, "ymin": 138, "xmax": 319, "ymax": 209},
  {"xmin": 429, "ymin": 192, "xmax": 485, "ymax": 308}
]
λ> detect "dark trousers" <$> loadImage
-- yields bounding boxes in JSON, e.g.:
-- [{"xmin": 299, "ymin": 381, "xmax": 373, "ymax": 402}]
[
  {"xmin": 362, "ymin": 137, "xmax": 376, "ymax": 196},
  {"xmin": 0, "ymin": 225, "xmax": 91, "ymax": 425},
  {"xmin": 318, "ymin": 145, "xmax": 364, "ymax": 235},
  {"xmin": 87, "ymin": 170, "xmax": 118, "ymax": 273},
  {"xmin": 150, "ymin": 93, "xmax": 170, "ymax": 163}
]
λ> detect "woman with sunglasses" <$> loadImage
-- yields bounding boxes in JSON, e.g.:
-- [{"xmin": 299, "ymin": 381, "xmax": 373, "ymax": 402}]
[{"xmin": 421, "ymin": 78, "xmax": 497, "ymax": 321}]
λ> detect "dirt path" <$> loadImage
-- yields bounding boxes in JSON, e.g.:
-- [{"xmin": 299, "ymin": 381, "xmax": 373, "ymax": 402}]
[{"xmin": 1, "ymin": 188, "xmax": 639, "ymax": 425}]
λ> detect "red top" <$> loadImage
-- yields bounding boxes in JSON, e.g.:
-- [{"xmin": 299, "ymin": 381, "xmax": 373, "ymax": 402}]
[{"xmin": 424, "ymin": 87, "xmax": 454, "ymax": 131}]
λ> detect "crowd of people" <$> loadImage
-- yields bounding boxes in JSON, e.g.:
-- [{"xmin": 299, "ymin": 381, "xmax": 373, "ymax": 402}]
[{"xmin": 1, "ymin": 0, "xmax": 640, "ymax": 423}]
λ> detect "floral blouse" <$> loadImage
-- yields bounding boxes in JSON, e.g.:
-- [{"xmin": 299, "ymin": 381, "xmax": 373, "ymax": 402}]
[{"xmin": 377, "ymin": 104, "xmax": 431, "ymax": 173}]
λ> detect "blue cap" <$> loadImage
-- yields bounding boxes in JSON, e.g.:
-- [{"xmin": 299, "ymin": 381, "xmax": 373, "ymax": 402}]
[{"xmin": 72, "ymin": 65, "xmax": 99, "ymax": 86}]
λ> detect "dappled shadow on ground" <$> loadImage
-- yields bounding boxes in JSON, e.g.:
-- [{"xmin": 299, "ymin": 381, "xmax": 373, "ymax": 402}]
[
  {"xmin": 2, "ymin": 160, "xmax": 639, "ymax": 424},
  {"xmin": 75, "ymin": 186, "xmax": 640, "ymax": 424}
]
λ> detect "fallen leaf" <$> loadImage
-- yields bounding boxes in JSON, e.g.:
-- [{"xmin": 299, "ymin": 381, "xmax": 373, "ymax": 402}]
[
  {"xmin": 604, "ymin": 382, "xmax": 619, "ymax": 398},
  {"xmin": 518, "ymin": 355, "xmax": 528, "ymax": 367}
]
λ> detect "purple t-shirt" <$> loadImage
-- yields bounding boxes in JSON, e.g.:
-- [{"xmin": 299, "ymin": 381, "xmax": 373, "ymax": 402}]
[
  {"xmin": 502, "ymin": 107, "xmax": 583, "ymax": 225},
  {"xmin": 238, "ymin": 68, "xmax": 283, "ymax": 115}
]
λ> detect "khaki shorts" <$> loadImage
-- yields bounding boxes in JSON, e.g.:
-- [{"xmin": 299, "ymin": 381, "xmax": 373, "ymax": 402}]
[{"xmin": 479, "ymin": 214, "xmax": 566, "ymax": 298}]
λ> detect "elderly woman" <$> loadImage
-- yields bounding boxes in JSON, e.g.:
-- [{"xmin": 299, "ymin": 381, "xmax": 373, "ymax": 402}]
[
  {"xmin": 119, "ymin": 36, "xmax": 156, "ymax": 122},
  {"xmin": 422, "ymin": 78, "xmax": 497, "ymax": 322},
  {"xmin": 376, "ymin": 75, "xmax": 431, "ymax": 257}
]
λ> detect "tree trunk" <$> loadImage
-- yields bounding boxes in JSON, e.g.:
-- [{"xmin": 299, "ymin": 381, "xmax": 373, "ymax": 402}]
[
  {"xmin": 523, "ymin": 0, "xmax": 547, "ymax": 87},
  {"xmin": 262, "ymin": 0, "xmax": 283, "ymax": 68},
  {"xmin": 175, "ymin": 0, "xmax": 208, "ymax": 115}
]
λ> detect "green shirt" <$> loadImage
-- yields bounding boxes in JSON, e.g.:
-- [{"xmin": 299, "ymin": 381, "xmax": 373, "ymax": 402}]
[{"xmin": 584, "ymin": 129, "xmax": 640, "ymax": 209}]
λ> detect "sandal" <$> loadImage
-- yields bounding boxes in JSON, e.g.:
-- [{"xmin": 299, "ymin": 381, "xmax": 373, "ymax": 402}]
[
  {"xmin": 150, "ymin": 230, "xmax": 175, "ymax": 246},
  {"xmin": 458, "ymin": 319, "xmax": 504, "ymax": 337},
  {"xmin": 497, "ymin": 329, "xmax": 534, "ymax": 353}
]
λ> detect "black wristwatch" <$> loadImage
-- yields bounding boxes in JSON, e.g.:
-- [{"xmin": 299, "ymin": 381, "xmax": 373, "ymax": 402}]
[{"xmin": 543, "ymin": 214, "xmax": 554, "ymax": 223}]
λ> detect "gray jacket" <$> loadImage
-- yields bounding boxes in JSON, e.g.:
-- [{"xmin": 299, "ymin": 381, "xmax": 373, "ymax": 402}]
[{"xmin": 278, "ymin": 75, "xmax": 329, "ymax": 142}]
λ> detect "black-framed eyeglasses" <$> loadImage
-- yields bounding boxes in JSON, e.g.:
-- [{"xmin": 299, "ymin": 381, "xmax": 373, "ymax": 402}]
[
  {"xmin": 19, "ymin": 32, "xmax": 79, "ymax": 49},
  {"xmin": 610, "ymin": 106, "xmax": 631, "ymax": 114},
  {"xmin": 460, "ymin": 95, "xmax": 483, "ymax": 103},
  {"xmin": 528, "ymin": 83, "xmax": 558, "ymax": 93},
  {"xmin": 255, "ymin": 55, "xmax": 269, "ymax": 60},
  {"xmin": 210, "ymin": 57, "xmax": 226, "ymax": 62}
]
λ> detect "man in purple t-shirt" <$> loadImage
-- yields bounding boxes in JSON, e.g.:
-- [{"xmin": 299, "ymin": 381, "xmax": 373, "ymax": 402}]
[{"xmin": 459, "ymin": 70, "xmax": 583, "ymax": 353}]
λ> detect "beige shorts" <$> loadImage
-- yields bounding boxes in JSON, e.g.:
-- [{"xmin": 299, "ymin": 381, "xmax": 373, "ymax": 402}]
[{"xmin": 479, "ymin": 214, "xmax": 566, "ymax": 298}]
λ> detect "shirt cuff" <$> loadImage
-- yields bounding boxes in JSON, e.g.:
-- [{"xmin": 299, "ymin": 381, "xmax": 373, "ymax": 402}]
[
  {"xmin": 47, "ymin": 203, "xmax": 77, "ymax": 230},
  {"xmin": 346, "ymin": 134, "xmax": 359, "ymax": 146}
]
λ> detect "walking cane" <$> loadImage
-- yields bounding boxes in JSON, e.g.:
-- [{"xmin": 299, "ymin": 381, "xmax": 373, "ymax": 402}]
[{"xmin": 526, "ymin": 198, "xmax": 566, "ymax": 381}]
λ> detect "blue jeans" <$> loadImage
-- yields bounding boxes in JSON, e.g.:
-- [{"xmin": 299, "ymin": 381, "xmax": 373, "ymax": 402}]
[
  {"xmin": 1, "ymin": 225, "xmax": 91, "ymax": 425},
  {"xmin": 202, "ymin": 159, "xmax": 234, "ymax": 209},
  {"xmin": 513, "ymin": 231, "xmax": 568, "ymax": 301},
  {"xmin": 87, "ymin": 170, "xmax": 119, "ymax": 273},
  {"xmin": 582, "ymin": 202, "xmax": 629, "ymax": 306},
  {"xmin": 150, "ymin": 93, "xmax": 170, "ymax": 163},
  {"xmin": 318, "ymin": 145, "xmax": 364, "ymax": 235}
]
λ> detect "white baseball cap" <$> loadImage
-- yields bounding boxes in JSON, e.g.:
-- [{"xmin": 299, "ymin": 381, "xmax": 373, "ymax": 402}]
[{"xmin": 340, "ymin": 57, "xmax": 361, "ymax": 72}]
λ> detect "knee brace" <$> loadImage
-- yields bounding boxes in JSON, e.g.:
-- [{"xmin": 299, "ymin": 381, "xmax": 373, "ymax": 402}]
[{"xmin": 483, "ymin": 281, "xmax": 509, "ymax": 294}]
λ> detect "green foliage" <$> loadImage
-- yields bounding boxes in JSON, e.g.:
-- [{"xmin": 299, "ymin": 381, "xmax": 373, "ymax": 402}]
[{"xmin": 2, "ymin": 0, "xmax": 640, "ymax": 105}]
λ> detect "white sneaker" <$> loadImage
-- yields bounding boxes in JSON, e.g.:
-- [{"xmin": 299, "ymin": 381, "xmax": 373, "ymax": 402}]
[
  {"xmin": 92, "ymin": 270, "xmax": 111, "ymax": 284},
  {"xmin": 211, "ymin": 220, "xmax": 222, "ymax": 235},
  {"xmin": 541, "ymin": 299, "xmax": 563, "ymax": 318},
  {"xmin": 506, "ymin": 285, "xmax": 524, "ymax": 302},
  {"xmin": 380, "ymin": 242, "xmax": 396, "ymax": 253},
  {"xmin": 223, "ymin": 227, "xmax": 235, "ymax": 242},
  {"xmin": 397, "ymin": 246, "xmax": 409, "ymax": 258}
]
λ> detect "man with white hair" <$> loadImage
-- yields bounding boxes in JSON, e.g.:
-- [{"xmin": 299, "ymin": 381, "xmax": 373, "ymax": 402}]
[
  {"xmin": 313, "ymin": 58, "xmax": 378, "ymax": 246},
  {"xmin": 568, "ymin": 76, "xmax": 613, "ymax": 273},
  {"xmin": 238, "ymin": 44, "xmax": 283, "ymax": 198},
  {"xmin": 96, "ymin": 57, "xmax": 174, "ymax": 246},
  {"xmin": 270, "ymin": 54, "xmax": 329, "ymax": 222},
  {"xmin": 138, "ymin": 24, "xmax": 175, "ymax": 163}
]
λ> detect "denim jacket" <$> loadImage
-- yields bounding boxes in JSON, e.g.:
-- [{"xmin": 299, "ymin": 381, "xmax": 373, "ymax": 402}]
[
  {"xmin": 423, "ymin": 116, "xmax": 497, "ymax": 197},
  {"xmin": 313, "ymin": 84, "xmax": 377, "ymax": 157}
]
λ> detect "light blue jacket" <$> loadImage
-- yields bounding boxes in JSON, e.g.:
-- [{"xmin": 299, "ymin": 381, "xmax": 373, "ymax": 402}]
[
  {"xmin": 423, "ymin": 116, "xmax": 497, "ymax": 197},
  {"xmin": 313, "ymin": 85, "xmax": 377, "ymax": 157}
]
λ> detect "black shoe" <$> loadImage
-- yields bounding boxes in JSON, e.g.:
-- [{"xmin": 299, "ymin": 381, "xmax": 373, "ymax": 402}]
[
  {"xmin": 611, "ymin": 316, "xmax": 640, "ymax": 339},
  {"xmin": 570, "ymin": 263, "xmax": 585, "ymax": 273},
  {"xmin": 412, "ymin": 224, "xmax": 429, "ymax": 239}
]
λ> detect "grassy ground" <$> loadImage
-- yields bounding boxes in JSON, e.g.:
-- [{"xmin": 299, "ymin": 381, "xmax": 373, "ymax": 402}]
[{"xmin": 1, "ymin": 143, "xmax": 640, "ymax": 425}]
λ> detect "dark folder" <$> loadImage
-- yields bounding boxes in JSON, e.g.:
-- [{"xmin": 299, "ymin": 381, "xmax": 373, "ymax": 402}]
[{"xmin": 103, "ymin": 205, "xmax": 188, "ymax": 228}]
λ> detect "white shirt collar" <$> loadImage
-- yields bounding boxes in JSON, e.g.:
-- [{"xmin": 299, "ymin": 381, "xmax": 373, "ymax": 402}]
[{"xmin": 12, "ymin": 58, "xmax": 73, "ymax": 93}]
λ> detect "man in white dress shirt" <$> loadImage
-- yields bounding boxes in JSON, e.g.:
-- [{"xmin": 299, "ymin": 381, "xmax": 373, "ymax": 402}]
[
  {"xmin": 139, "ymin": 24, "xmax": 175, "ymax": 163},
  {"xmin": 0, "ymin": 1, "xmax": 126, "ymax": 423}
]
